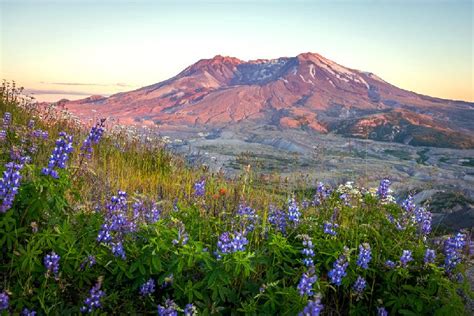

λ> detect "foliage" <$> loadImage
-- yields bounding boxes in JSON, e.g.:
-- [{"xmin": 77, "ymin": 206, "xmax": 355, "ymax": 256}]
[{"xmin": 0, "ymin": 82, "xmax": 472, "ymax": 315}]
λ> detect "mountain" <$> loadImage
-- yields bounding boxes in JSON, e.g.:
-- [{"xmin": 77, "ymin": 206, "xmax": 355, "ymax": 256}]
[{"xmin": 59, "ymin": 52, "xmax": 474, "ymax": 149}]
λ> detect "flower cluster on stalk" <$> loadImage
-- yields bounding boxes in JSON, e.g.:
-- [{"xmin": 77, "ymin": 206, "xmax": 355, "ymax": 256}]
[
  {"xmin": 388, "ymin": 195, "xmax": 432, "ymax": 236},
  {"xmin": 444, "ymin": 232, "xmax": 466, "ymax": 272},
  {"xmin": 215, "ymin": 231, "xmax": 248, "ymax": 259},
  {"xmin": 139, "ymin": 278, "xmax": 156, "ymax": 296},
  {"xmin": 157, "ymin": 299, "xmax": 178, "ymax": 316},
  {"xmin": 356, "ymin": 243, "xmax": 372, "ymax": 269},
  {"xmin": 193, "ymin": 178, "xmax": 205, "ymax": 197},
  {"xmin": 376, "ymin": 178, "xmax": 391, "ymax": 200},
  {"xmin": 236, "ymin": 204, "xmax": 259, "ymax": 232},
  {"xmin": 80, "ymin": 120, "xmax": 105, "ymax": 159},
  {"xmin": 80, "ymin": 282, "xmax": 105, "ymax": 313},
  {"xmin": 80, "ymin": 255, "xmax": 96, "ymax": 270},
  {"xmin": 172, "ymin": 220, "xmax": 189, "ymax": 247},
  {"xmin": 424, "ymin": 249, "xmax": 436, "ymax": 264},
  {"xmin": 0, "ymin": 161, "xmax": 24, "ymax": 213},
  {"xmin": 22, "ymin": 308, "xmax": 37, "ymax": 315},
  {"xmin": 328, "ymin": 253, "xmax": 349, "ymax": 286},
  {"xmin": 0, "ymin": 292, "xmax": 8, "ymax": 311},
  {"xmin": 323, "ymin": 222, "xmax": 338, "ymax": 236},
  {"xmin": 301, "ymin": 235, "xmax": 315, "ymax": 267},
  {"xmin": 400, "ymin": 250, "xmax": 413, "ymax": 267},
  {"xmin": 353, "ymin": 276, "xmax": 367, "ymax": 294},
  {"xmin": 42, "ymin": 131, "xmax": 73, "ymax": 178},
  {"xmin": 297, "ymin": 267, "xmax": 317, "ymax": 296},
  {"xmin": 44, "ymin": 251, "xmax": 60, "ymax": 278},
  {"xmin": 184, "ymin": 303, "xmax": 197, "ymax": 316},
  {"xmin": 313, "ymin": 182, "xmax": 331, "ymax": 206},
  {"xmin": 287, "ymin": 197, "xmax": 301, "ymax": 226},
  {"xmin": 268, "ymin": 205, "xmax": 287, "ymax": 234},
  {"xmin": 299, "ymin": 295, "xmax": 324, "ymax": 316}
]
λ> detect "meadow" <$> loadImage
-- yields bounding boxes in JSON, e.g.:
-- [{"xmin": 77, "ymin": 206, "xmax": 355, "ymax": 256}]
[{"xmin": 0, "ymin": 81, "xmax": 472, "ymax": 315}]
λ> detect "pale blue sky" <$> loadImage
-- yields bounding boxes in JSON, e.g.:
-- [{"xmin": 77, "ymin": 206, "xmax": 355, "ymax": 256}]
[{"xmin": 1, "ymin": 0, "xmax": 472, "ymax": 101}]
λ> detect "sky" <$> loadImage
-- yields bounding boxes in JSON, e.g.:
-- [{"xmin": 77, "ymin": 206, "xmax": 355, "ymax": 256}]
[{"xmin": 0, "ymin": 0, "xmax": 472, "ymax": 102}]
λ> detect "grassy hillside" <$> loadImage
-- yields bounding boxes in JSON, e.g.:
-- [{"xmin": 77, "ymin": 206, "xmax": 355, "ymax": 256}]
[{"xmin": 0, "ymin": 81, "xmax": 472, "ymax": 315}]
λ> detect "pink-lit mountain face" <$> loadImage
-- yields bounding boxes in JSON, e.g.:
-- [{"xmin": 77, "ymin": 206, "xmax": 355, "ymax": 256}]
[{"xmin": 60, "ymin": 53, "xmax": 474, "ymax": 148}]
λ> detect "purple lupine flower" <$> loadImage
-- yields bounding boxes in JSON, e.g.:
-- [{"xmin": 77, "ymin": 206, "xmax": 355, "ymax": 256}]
[
  {"xmin": 27, "ymin": 119, "xmax": 35, "ymax": 129},
  {"xmin": 193, "ymin": 178, "xmax": 205, "ymax": 197},
  {"xmin": 41, "ymin": 131, "xmax": 48, "ymax": 139},
  {"xmin": 301, "ymin": 235, "xmax": 315, "ymax": 267},
  {"xmin": 301, "ymin": 199, "xmax": 310, "ymax": 209},
  {"xmin": 111, "ymin": 242, "xmax": 126, "ymax": 259},
  {"xmin": 80, "ymin": 282, "xmax": 105, "ymax": 313},
  {"xmin": 299, "ymin": 296, "xmax": 323, "ymax": 316},
  {"xmin": 0, "ymin": 130, "xmax": 6, "ymax": 140},
  {"xmin": 0, "ymin": 161, "xmax": 24, "ymax": 213},
  {"xmin": 385, "ymin": 260, "xmax": 396, "ymax": 269},
  {"xmin": 184, "ymin": 303, "xmax": 196, "ymax": 316},
  {"xmin": 3, "ymin": 112, "xmax": 12, "ymax": 126},
  {"xmin": 42, "ymin": 132, "xmax": 73, "ymax": 178},
  {"xmin": 139, "ymin": 278, "xmax": 155, "ymax": 296},
  {"xmin": 377, "ymin": 307, "xmax": 388, "ymax": 316},
  {"xmin": 356, "ymin": 243, "xmax": 372, "ymax": 269},
  {"xmin": 0, "ymin": 292, "xmax": 9, "ymax": 311},
  {"xmin": 97, "ymin": 224, "xmax": 112, "ymax": 244},
  {"xmin": 413, "ymin": 207, "xmax": 432, "ymax": 235},
  {"xmin": 145, "ymin": 202, "xmax": 161, "ymax": 224},
  {"xmin": 287, "ymin": 197, "xmax": 301, "ymax": 225},
  {"xmin": 297, "ymin": 268, "xmax": 317, "ymax": 296},
  {"xmin": 22, "ymin": 308, "xmax": 37, "ymax": 316},
  {"xmin": 215, "ymin": 231, "xmax": 248, "ymax": 258},
  {"xmin": 44, "ymin": 251, "xmax": 60, "ymax": 277},
  {"xmin": 444, "ymin": 232, "xmax": 466, "ymax": 272},
  {"xmin": 339, "ymin": 193, "xmax": 350, "ymax": 206},
  {"xmin": 400, "ymin": 250, "xmax": 413, "ymax": 267},
  {"xmin": 80, "ymin": 255, "xmax": 96, "ymax": 270},
  {"xmin": 268, "ymin": 205, "xmax": 287, "ymax": 233},
  {"xmin": 157, "ymin": 299, "xmax": 178, "ymax": 316},
  {"xmin": 353, "ymin": 276, "xmax": 367, "ymax": 293},
  {"xmin": 80, "ymin": 120, "xmax": 105, "ymax": 159},
  {"xmin": 328, "ymin": 254, "xmax": 348, "ymax": 286},
  {"xmin": 237, "ymin": 204, "xmax": 259, "ymax": 232},
  {"xmin": 323, "ymin": 222, "xmax": 338, "ymax": 236},
  {"xmin": 172, "ymin": 222, "xmax": 189, "ymax": 246},
  {"xmin": 376, "ymin": 178, "xmax": 391, "ymax": 200},
  {"xmin": 402, "ymin": 195, "xmax": 415, "ymax": 213},
  {"xmin": 424, "ymin": 249, "xmax": 436, "ymax": 264}
]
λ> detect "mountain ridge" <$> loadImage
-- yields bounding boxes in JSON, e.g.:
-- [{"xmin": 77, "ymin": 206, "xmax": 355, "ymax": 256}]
[{"xmin": 57, "ymin": 52, "xmax": 474, "ymax": 149}]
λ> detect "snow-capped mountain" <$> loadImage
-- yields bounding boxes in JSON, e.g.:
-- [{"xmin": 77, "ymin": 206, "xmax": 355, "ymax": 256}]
[{"xmin": 59, "ymin": 52, "xmax": 474, "ymax": 148}]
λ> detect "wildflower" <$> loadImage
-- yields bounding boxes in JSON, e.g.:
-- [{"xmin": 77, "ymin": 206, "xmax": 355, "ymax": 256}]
[
  {"xmin": 297, "ymin": 268, "xmax": 317, "ymax": 296},
  {"xmin": 80, "ymin": 282, "xmax": 105, "ymax": 313},
  {"xmin": 299, "ymin": 296, "xmax": 323, "ymax": 316},
  {"xmin": 413, "ymin": 207, "xmax": 432, "ymax": 235},
  {"xmin": 139, "ymin": 278, "xmax": 155, "ymax": 296},
  {"xmin": 80, "ymin": 255, "xmax": 96, "ymax": 270},
  {"xmin": 323, "ymin": 222, "xmax": 338, "ymax": 236},
  {"xmin": 22, "ymin": 308, "xmax": 37, "ymax": 316},
  {"xmin": 301, "ymin": 235, "xmax": 315, "ymax": 267},
  {"xmin": 0, "ymin": 161, "xmax": 24, "ymax": 213},
  {"xmin": 377, "ymin": 306, "xmax": 388, "ymax": 316},
  {"xmin": 162, "ymin": 274, "xmax": 174, "ymax": 288},
  {"xmin": 237, "ymin": 204, "xmax": 259, "ymax": 232},
  {"xmin": 216, "ymin": 231, "xmax": 248, "ymax": 258},
  {"xmin": 384, "ymin": 260, "xmax": 396, "ymax": 269},
  {"xmin": 401, "ymin": 195, "xmax": 415, "ymax": 213},
  {"xmin": 328, "ymin": 254, "xmax": 349, "ymax": 286},
  {"xmin": 193, "ymin": 178, "xmax": 205, "ymax": 197},
  {"xmin": 97, "ymin": 224, "xmax": 112, "ymax": 244},
  {"xmin": 44, "ymin": 251, "xmax": 60, "ymax": 277},
  {"xmin": 0, "ymin": 291, "xmax": 8, "ymax": 311},
  {"xmin": 353, "ymin": 276, "xmax": 367, "ymax": 293},
  {"xmin": 3, "ymin": 112, "xmax": 11, "ymax": 126},
  {"xmin": 172, "ymin": 222, "xmax": 189, "ymax": 246},
  {"xmin": 268, "ymin": 205, "xmax": 287, "ymax": 233},
  {"xmin": 42, "ymin": 132, "xmax": 73, "ymax": 178},
  {"xmin": 287, "ymin": 197, "xmax": 301, "ymax": 225},
  {"xmin": 0, "ymin": 130, "xmax": 6, "ymax": 140},
  {"xmin": 376, "ymin": 178, "xmax": 391, "ymax": 200},
  {"xmin": 444, "ymin": 232, "xmax": 466, "ymax": 272},
  {"xmin": 111, "ymin": 242, "xmax": 126, "ymax": 259},
  {"xmin": 424, "ymin": 249, "xmax": 436, "ymax": 264},
  {"xmin": 145, "ymin": 202, "xmax": 161, "ymax": 224},
  {"xmin": 356, "ymin": 243, "xmax": 372, "ymax": 269},
  {"xmin": 400, "ymin": 250, "xmax": 413, "ymax": 267},
  {"xmin": 157, "ymin": 299, "xmax": 178, "ymax": 316},
  {"xmin": 81, "ymin": 120, "xmax": 105, "ymax": 159},
  {"xmin": 184, "ymin": 303, "xmax": 197, "ymax": 316}
]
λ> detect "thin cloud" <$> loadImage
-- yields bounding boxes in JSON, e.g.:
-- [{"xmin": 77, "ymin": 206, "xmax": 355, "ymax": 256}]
[
  {"xmin": 25, "ymin": 89, "xmax": 103, "ymax": 96},
  {"xmin": 40, "ymin": 81, "xmax": 132, "ymax": 87}
]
